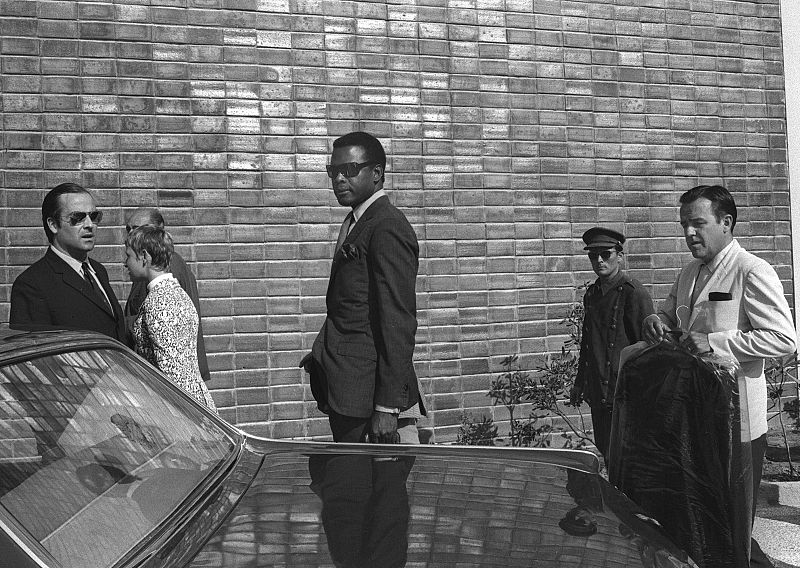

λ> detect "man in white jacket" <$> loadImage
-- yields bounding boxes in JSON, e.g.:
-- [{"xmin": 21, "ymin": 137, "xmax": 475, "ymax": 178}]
[{"xmin": 643, "ymin": 184, "xmax": 797, "ymax": 568}]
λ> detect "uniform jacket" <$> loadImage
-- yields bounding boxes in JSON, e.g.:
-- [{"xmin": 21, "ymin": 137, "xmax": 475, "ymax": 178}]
[
  {"xmin": 575, "ymin": 271, "xmax": 654, "ymax": 407},
  {"xmin": 10, "ymin": 247, "xmax": 127, "ymax": 344},
  {"xmin": 311, "ymin": 195, "xmax": 421, "ymax": 418},
  {"xmin": 125, "ymin": 252, "xmax": 210, "ymax": 382},
  {"xmin": 657, "ymin": 239, "xmax": 797, "ymax": 441}
]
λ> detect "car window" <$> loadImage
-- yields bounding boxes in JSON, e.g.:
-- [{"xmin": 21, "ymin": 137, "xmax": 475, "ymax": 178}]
[{"xmin": 0, "ymin": 348, "xmax": 236, "ymax": 568}]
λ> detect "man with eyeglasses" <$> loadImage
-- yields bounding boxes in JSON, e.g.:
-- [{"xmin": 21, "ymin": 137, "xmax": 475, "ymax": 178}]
[
  {"xmin": 10, "ymin": 182, "xmax": 127, "ymax": 344},
  {"xmin": 300, "ymin": 131, "xmax": 425, "ymax": 444},
  {"xmin": 570, "ymin": 227, "xmax": 654, "ymax": 461},
  {"xmin": 123, "ymin": 207, "xmax": 210, "ymax": 383}
]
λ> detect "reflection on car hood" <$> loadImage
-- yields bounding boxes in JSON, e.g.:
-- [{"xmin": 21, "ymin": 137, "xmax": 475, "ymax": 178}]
[{"xmin": 185, "ymin": 440, "xmax": 693, "ymax": 568}]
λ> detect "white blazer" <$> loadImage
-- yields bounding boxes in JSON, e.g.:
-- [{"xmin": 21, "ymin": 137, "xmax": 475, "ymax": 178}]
[{"xmin": 658, "ymin": 240, "xmax": 797, "ymax": 441}]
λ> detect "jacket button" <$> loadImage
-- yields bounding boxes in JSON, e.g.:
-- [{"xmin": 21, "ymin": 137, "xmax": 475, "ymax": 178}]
[{"xmin": 608, "ymin": 342, "xmax": 614, "ymax": 348}]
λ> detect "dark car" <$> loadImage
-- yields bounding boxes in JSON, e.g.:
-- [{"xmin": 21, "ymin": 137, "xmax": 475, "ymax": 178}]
[{"xmin": 0, "ymin": 329, "xmax": 695, "ymax": 568}]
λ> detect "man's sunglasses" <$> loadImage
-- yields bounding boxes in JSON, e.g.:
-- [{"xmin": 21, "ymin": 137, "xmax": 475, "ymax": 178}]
[
  {"xmin": 62, "ymin": 210, "xmax": 103, "ymax": 226},
  {"xmin": 588, "ymin": 250, "xmax": 616, "ymax": 261},
  {"xmin": 326, "ymin": 161, "xmax": 376, "ymax": 179}
]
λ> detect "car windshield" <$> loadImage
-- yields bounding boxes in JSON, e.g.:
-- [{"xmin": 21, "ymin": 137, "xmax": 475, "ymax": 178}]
[{"xmin": 0, "ymin": 347, "xmax": 236, "ymax": 568}]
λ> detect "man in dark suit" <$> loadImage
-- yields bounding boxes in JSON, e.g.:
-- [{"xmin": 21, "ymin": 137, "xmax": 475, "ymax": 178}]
[
  {"xmin": 10, "ymin": 183, "xmax": 127, "ymax": 344},
  {"xmin": 123, "ymin": 208, "xmax": 210, "ymax": 382},
  {"xmin": 302, "ymin": 131, "xmax": 424, "ymax": 444}
]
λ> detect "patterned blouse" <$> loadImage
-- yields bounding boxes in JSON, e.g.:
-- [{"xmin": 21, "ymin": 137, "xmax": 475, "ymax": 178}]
[{"xmin": 133, "ymin": 274, "xmax": 217, "ymax": 413}]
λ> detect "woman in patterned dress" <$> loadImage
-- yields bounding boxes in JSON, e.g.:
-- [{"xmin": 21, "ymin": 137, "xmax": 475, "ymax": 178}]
[{"xmin": 124, "ymin": 226, "xmax": 217, "ymax": 413}]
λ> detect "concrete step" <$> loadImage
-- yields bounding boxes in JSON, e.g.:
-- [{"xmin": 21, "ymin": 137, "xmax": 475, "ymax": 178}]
[
  {"xmin": 761, "ymin": 481, "xmax": 800, "ymax": 508},
  {"xmin": 754, "ymin": 517, "xmax": 800, "ymax": 568}
]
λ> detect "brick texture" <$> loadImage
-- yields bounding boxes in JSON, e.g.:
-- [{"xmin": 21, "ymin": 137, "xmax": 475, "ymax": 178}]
[{"xmin": 0, "ymin": 0, "xmax": 792, "ymax": 443}]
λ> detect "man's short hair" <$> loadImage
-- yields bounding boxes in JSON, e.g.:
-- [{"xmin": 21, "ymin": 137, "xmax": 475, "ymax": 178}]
[
  {"xmin": 333, "ymin": 131, "xmax": 387, "ymax": 173},
  {"xmin": 42, "ymin": 183, "xmax": 91, "ymax": 244},
  {"xmin": 126, "ymin": 208, "xmax": 165, "ymax": 231},
  {"xmin": 679, "ymin": 184, "xmax": 737, "ymax": 231},
  {"xmin": 125, "ymin": 225, "xmax": 173, "ymax": 271}
]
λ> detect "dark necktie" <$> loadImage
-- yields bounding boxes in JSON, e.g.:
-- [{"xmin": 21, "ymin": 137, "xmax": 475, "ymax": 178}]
[
  {"xmin": 82, "ymin": 262, "xmax": 111, "ymax": 311},
  {"xmin": 690, "ymin": 264, "xmax": 709, "ymax": 311},
  {"xmin": 335, "ymin": 212, "xmax": 354, "ymax": 255}
]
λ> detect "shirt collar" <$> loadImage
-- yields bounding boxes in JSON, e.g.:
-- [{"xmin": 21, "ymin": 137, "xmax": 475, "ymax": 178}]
[
  {"xmin": 147, "ymin": 272, "xmax": 175, "ymax": 292},
  {"xmin": 49, "ymin": 245, "xmax": 85, "ymax": 276},
  {"xmin": 599, "ymin": 270, "xmax": 625, "ymax": 295},
  {"xmin": 352, "ymin": 189, "xmax": 386, "ymax": 222},
  {"xmin": 705, "ymin": 239, "xmax": 737, "ymax": 273}
]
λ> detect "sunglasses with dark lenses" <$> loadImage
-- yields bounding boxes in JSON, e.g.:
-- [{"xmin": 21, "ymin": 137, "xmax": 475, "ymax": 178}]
[
  {"xmin": 326, "ymin": 161, "xmax": 376, "ymax": 179},
  {"xmin": 588, "ymin": 250, "xmax": 615, "ymax": 262},
  {"xmin": 64, "ymin": 210, "xmax": 103, "ymax": 226}
]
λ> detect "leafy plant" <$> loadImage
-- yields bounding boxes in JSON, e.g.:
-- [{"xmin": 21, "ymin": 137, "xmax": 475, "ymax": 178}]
[
  {"xmin": 530, "ymin": 347, "xmax": 593, "ymax": 449},
  {"xmin": 457, "ymin": 284, "xmax": 595, "ymax": 451},
  {"xmin": 456, "ymin": 413, "xmax": 498, "ymax": 446},
  {"xmin": 765, "ymin": 353, "xmax": 800, "ymax": 477},
  {"xmin": 488, "ymin": 355, "xmax": 559, "ymax": 447}
]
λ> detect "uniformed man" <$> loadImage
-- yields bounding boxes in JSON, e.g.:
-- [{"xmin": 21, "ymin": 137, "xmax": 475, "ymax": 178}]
[{"xmin": 570, "ymin": 227, "xmax": 655, "ymax": 461}]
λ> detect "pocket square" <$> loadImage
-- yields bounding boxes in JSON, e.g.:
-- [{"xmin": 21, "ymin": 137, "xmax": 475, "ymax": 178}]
[
  {"xmin": 708, "ymin": 292, "xmax": 733, "ymax": 301},
  {"xmin": 341, "ymin": 243, "xmax": 361, "ymax": 260}
]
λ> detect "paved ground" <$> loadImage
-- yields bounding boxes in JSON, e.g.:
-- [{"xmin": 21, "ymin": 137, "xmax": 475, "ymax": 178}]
[{"xmin": 756, "ymin": 482, "xmax": 800, "ymax": 568}]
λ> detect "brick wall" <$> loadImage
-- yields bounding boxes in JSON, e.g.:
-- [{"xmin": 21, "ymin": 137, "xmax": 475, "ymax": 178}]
[{"xmin": 0, "ymin": 0, "xmax": 791, "ymax": 443}]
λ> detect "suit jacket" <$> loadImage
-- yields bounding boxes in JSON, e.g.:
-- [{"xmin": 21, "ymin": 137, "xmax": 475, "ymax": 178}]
[
  {"xmin": 311, "ymin": 195, "xmax": 421, "ymax": 418},
  {"xmin": 10, "ymin": 247, "xmax": 127, "ymax": 344},
  {"xmin": 657, "ymin": 239, "xmax": 797, "ymax": 441},
  {"xmin": 125, "ymin": 252, "xmax": 210, "ymax": 382}
]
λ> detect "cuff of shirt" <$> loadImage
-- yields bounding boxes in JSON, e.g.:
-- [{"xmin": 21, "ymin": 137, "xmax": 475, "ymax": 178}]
[{"xmin": 374, "ymin": 405, "xmax": 400, "ymax": 415}]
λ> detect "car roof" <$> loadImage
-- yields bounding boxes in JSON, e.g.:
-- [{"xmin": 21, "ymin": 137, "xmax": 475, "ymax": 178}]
[{"xmin": 0, "ymin": 328, "xmax": 125, "ymax": 363}]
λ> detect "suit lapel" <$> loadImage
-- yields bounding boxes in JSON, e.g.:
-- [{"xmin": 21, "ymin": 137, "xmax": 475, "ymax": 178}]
[
  {"xmin": 676, "ymin": 261, "xmax": 702, "ymax": 330},
  {"xmin": 330, "ymin": 196, "xmax": 388, "ymax": 275},
  {"xmin": 687, "ymin": 241, "xmax": 739, "ymax": 330},
  {"xmin": 90, "ymin": 259, "xmax": 118, "ymax": 318},
  {"xmin": 45, "ymin": 250, "xmax": 115, "ymax": 317}
]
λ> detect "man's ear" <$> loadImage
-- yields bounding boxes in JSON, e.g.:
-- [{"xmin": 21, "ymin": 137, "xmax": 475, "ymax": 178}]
[
  {"xmin": 372, "ymin": 164, "xmax": 384, "ymax": 183},
  {"xmin": 46, "ymin": 217, "xmax": 60, "ymax": 235},
  {"xmin": 722, "ymin": 214, "xmax": 733, "ymax": 232},
  {"xmin": 141, "ymin": 251, "xmax": 152, "ymax": 266}
]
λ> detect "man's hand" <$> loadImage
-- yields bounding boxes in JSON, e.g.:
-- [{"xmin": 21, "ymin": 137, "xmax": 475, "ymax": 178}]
[
  {"xmin": 642, "ymin": 314, "xmax": 670, "ymax": 345},
  {"xmin": 299, "ymin": 353, "xmax": 313, "ymax": 373},
  {"xmin": 369, "ymin": 410, "xmax": 400, "ymax": 444},
  {"xmin": 680, "ymin": 331, "xmax": 712, "ymax": 355}
]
